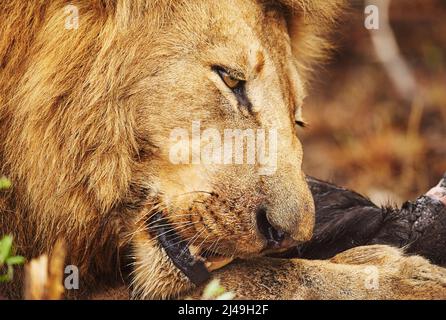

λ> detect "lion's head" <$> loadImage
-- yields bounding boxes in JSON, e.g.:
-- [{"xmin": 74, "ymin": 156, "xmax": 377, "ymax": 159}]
[{"xmin": 0, "ymin": 0, "xmax": 343, "ymax": 298}]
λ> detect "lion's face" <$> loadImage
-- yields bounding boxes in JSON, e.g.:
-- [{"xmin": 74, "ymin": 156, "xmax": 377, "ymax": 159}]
[{"xmin": 130, "ymin": 0, "xmax": 314, "ymax": 270}]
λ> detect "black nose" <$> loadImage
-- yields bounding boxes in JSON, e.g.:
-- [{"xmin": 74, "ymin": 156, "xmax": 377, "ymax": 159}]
[{"xmin": 256, "ymin": 206, "xmax": 286, "ymax": 248}]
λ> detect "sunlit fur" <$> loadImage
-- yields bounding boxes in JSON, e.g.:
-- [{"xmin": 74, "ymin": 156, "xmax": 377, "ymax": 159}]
[{"xmin": 0, "ymin": 0, "xmax": 344, "ymax": 298}]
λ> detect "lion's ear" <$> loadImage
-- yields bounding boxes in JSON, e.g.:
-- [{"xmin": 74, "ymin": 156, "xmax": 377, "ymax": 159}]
[{"xmin": 280, "ymin": 0, "xmax": 346, "ymax": 77}]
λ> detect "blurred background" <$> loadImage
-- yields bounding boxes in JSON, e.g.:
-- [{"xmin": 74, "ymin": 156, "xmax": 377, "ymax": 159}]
[{"xmin": 301, "ymin": 0, "xmax": 446, "ymax": 206}]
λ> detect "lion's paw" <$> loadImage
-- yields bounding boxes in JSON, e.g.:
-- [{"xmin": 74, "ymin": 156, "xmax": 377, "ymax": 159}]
[{"xmin": 331, "ymin": 245, "xmax": 446, "ymax": 299}]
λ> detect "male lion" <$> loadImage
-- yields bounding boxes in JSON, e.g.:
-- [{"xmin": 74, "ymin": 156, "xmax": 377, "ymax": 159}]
[{"xmin": 1, "ymin": 0, "xmax": 445, "ymax": 299}]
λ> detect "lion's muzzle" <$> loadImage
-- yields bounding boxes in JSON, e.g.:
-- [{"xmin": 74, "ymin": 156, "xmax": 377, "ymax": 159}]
[{"xmin": 256, "ymin": 177, "xmax": 316, "ymax": 247}]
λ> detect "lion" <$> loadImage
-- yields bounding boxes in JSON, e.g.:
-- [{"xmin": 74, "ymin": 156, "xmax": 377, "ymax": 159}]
[{"xmin": 0, "ymin": 0, "xmax": 445, "ymax": 300}]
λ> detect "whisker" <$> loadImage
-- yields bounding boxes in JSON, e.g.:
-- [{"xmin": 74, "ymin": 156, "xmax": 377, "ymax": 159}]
[
  {"xmin": 149, "ymin": 222, "xmax": 199, "ymax": 234},
  {"xmin": 127, "ymin": 220, "xmax": 198, "ymax": 242},
  {"xmin": 128, "ymin": 212, "xmax": 200, "ymax": 242},
  {"xmin": 149, "ymin": 223, "xmax": 199, "ymax": 242},
  {"xmin": 171, "ymin": 191, "xmax": 214, "ymax": 197},
  {"xmin": 208, "ymin": 236, "xmax": 222, "ymax": 256},
  {"xmin": 145, "ymin": 219, "xmax": 198, "ymax": 229},
  {"xmin": 195, "ymin": 233, "xmax": 210, "ymax": 252},
  {"xmin": 134, "ymin": 205, "xmax": 167, "ymax": 224},
  {"xmin": 179, "ymin": 227, "xmax": 206, "ymax": 256},
  {"xmin": 162, "ymin": 226, "xmax": 205, "ymax": 253},
  {"xmin": 229, "ymin": 242, "xmax": 239, "ymax": 261},
  {"xmin": 144, "ymin": 213, "xmax": 198, "ymax": 228}
]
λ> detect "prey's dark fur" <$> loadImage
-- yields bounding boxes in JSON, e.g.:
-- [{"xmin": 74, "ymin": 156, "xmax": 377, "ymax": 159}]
[{"xmin": 282, "ymin": 176, "xmax": 446, "ymax": 267}]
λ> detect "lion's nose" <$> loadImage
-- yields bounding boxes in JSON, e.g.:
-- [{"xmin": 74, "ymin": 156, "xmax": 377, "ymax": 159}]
[{"xmin": 256, "ymin": 206, "xmax": 296, "ymax": 249}]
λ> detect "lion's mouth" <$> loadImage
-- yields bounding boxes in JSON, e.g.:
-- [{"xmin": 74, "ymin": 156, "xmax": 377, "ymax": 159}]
[{"xmin": 147, "ymin": 212, "xmax": 233, "ymax": 286}]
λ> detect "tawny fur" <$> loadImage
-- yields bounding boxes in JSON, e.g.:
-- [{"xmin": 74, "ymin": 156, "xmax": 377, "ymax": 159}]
[
  {"xmin": 1, "ymin": 0, "xmax": 445, "ymax": 300},
  {"xmin": 93, "ymin": 245, "xmax": 446, "ymax": 300},
  {"xmin": 205, "ymin": 245, "xmax": 446, "ymax": 300}
]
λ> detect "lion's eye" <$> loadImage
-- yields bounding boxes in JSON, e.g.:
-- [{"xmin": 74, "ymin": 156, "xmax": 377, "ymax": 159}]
[
  {"xmin": 214, "ymin": 67, "xmax": 244, "ymax": 90},
  {"xmin": 213, "ymin": 66, "xmax": 251, "ymax": 112},
  {"xmin": 221, "ymin": 72, "xmax": 241, "ymax": 89},
  {"xmin": 295, "ymin": 107, "xmax": 307, "ymax": 128},
  {"xmin": 295, "ymin": 120, "xmax": 307, "ymax": 128}
]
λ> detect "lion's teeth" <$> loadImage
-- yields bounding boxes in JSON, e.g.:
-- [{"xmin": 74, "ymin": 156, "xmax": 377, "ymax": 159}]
[
  {"xmin": 205, "ymin": 257, "xmax": 234, "ymax": 272},
  {"xmin": 189, "ymin": 245, "xmax": 201, "ymax": 256},
  {"xmin": 189, "ymin": 245, "xmax": 233, "ymax": 271}
]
